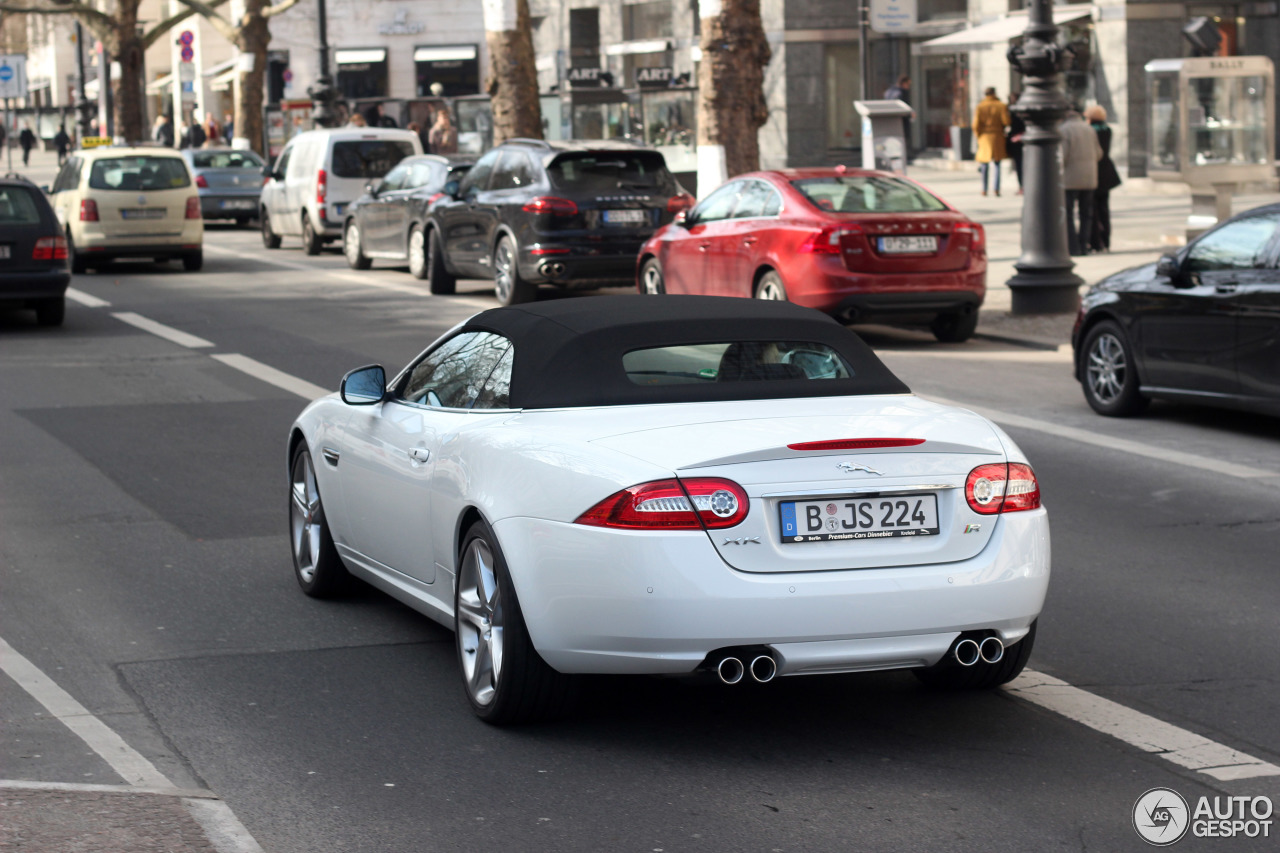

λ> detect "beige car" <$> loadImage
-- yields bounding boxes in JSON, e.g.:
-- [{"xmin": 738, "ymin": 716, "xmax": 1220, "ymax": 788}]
[{"xmin": 48, "ymin": 146, "xmax": 204, "ymax": 274}]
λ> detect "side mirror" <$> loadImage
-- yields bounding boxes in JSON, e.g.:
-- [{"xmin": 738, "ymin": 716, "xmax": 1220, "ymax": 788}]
[
  {"xmin": 340, "ymin": 365, "xmax": 386, "ymax": 405},
  {"xmin": 443, "ymin": 179, "xmax": 460, "ymax": 199},
  {"xmin": 39, "ymin": 184, "xmax": 50, "ymax": 193},
  {"xmin": 674, "ymin": 210, "xmax": 689, "ymax": 226},
  {"xmin": 366, "ymin": 179, "xmax": 382, "ymax": 196},
  {"xmin": 1156, "ymin": 254, "xmax": 1180, "ymax": 280}
]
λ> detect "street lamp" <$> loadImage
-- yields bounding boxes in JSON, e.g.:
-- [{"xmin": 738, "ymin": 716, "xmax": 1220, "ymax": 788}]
[
  {"xmin": 74, "ymin": 22, "xmax": 94, "ymax": 140},
  {"xmin": 1005, "ymin": 0, "xmax": 1084, "ymax": 314},
  {"xmin": 307, "ymin": 0, "xmax": 338, "ymax": 127}
]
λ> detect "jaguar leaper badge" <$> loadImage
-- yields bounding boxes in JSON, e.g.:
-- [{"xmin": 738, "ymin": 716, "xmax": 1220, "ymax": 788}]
[{"xmin": 836, "ymin": 462, "xmax": 883, "ymax": 476}]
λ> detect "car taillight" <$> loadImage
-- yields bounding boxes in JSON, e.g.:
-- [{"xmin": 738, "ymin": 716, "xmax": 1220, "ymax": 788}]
[
  {"xmin": 32, "ymin": 236, "xmax": 68, "ymax": 260},
  {"xmin": 666, "ymin": 193, "xmax": 694, "ymax": 214},
  {"xmin": 788, "ymin": 438, "xmax": 925, "ymax": 451},
  {"xmin": 575, "ymin": 477, "xmax": 749, "ymax": 530},
  {"xmin": 954, "ymin": 221, "xmax": 984, "ymax": 250},
  {"xmin": 316, "ymin": 168, "xmax": 327, "ymax": 206},
  {"xmin": 522, "ymin": 196, "xmax": 578, "ymax": 216},
  {"xmin": 80, "ymin": 199, "xmax": 99, "ymax": 222},
  {"xmin": 799, "ymin": 224, "xmax": 864, "ymax": 254},
  {"xmin": 185, "ymin": 197, "xmax": 201, "ymax": 219},
  {"xmin": 427, "ymin": 192, "xmax": 444, "ymax": 205},
  {"xmin": 195, "ymin": 174, "xmax": 209, "ymax": 188},
  {"xmin": 965, "ymin": 463, "xmax": 1040, "ymax": 515}
]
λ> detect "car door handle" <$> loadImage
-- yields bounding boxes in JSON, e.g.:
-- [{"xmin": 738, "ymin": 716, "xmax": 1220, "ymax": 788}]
[
  {"xmin": 742, "ymin": 236, "xmax": 758, "ymax": 245},
  {"xmin": 698, "ymin": 241, "xmax": 711, "ymax": 251},
  {"xmin": 1215, "ymin": 284, "xmax": 1238, "ymax": 294},
  {"xmin": 408, "ymin": 447, "xmax": 430, "ymax": 463}
]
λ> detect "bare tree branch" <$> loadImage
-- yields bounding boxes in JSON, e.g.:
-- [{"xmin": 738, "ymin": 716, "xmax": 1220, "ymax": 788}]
[
  {"xmin": 142, "ymin": 0, "xmax": 230, "ymax": 49},
  {"xmin": 170, "ymin": 0, "xmax": 237, "ymax": 43},
  {"xmin": 0, "ymin": 1, "xmax": 113, "ymax": 39},
  {"xmin": 262, "ymin": 0, "xmax": 303, "ymax": 19}
]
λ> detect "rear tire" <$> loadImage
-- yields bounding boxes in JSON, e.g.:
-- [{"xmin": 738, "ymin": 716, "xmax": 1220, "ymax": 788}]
[
  {"xmin": 182, "ymin": 250, "xmax": 203, "ymax": 272},
  {"xmin": 492, "ymin": 235, "xmax": 535, "ymax": 306},
  {"xmin": 754, "ymin": 270, "xmax": 786, "ymax": 301},
  {"xmin": 640, "ymin": 257, "xmax": 665, "ymax": 294},
  {"xmin": 36, "ymin": 297, "xmax": 65, "ymax": 327},
  {"xmin": 289, "ymin": 445, "xmax": 351, "ymax": 598},
  {"xmin": 261, "ymin": 209, "xmax": 281, "ymax": 249},
  {"xmin": 1080, "ymin": 320, "xmax": 1149, "ymax": 417},
  {"xmin": 931, "ymin": 311, "xmax": 979, "ymax": 343},
  {"xmin": 67, "ymin": 235, "xmax": 88, "ymax": 275},
  {"xmin": 344, "ymin": 219, "xmax": 372, "ymax": 270},
  {"xmin": 302, "ymin": 214, "xmax": 322, "ymax": 255},
  {"xmin": 424, "ymin": 227, "xmax": 456, "ymax": 294},
  {"xmin": 914, "ymin": 622, "xmax": 1037, "ymax": 690}
]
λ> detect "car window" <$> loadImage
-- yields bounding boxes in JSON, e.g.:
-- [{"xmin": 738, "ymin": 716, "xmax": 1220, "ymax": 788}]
[
  {"xmin": 88, "ymin": 156, "xmax": 191, "ymax": 191},
  {"xmin": 733, "ymin": 180, "xmax": 780, "ymax": 219},
  {"xmin": 400, "ymin": 332, "xmax": 514, "ymax": 409},
  {"xmin": 407, "ymin": 161, "xmax": 436, "ymax": 189},
  {"xmin": 1184, "ymin": 213, "xmax": 1280, "ymax": 272},
  {"xmin": 52, "ymin": 159, "xmax": 75, "ymax": 193},
  {"xmin": 189, "ymin": 150, "xmax": 263, "ymax": 169},
  {"xmin": 490, "ymin": 151, "xmax": 535, "ymax": 191},
  {"xmin": 547, "ymin": 151, "xmax": 671, "ymax": 193},
  {"xmin": 691, "ymin": 181, "xmax": 741, "ymax": 224},
  {"xmin": 273, "ymin": 148, "xmax": 292, "ymax": 179},
  {"xmin": 623, "ymin": 341, "xmax": 853, "ymax": 385},
  {"xmin": 792, "ymin": 176, "xmax": 946, "ymax": 213},
  {"xmin": 0, "ymin": 186, "xmax": 43, "ymax": 224},
  {"xmin": 380, "ymin": 163, "xmax": 410, "ymax": 192},
  {"xmin": 460, "ymin": 149, "xmax": 499, "ymax": 195},
  {"xmin": 331, "ymin": 140, "xmax": 416, "ymax": 179},
  {"xmin": 473, "ymin": 346, "xmax": 515, "ymax": 409}
]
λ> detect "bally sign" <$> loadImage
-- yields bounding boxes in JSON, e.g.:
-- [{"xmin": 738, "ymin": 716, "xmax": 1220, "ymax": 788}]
[{"xmin": 635, "ymin": 66, "xmax": 674, "ymax": 88}]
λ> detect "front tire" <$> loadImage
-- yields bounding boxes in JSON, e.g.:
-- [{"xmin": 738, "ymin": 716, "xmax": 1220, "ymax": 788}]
[
  {"xmin": 36, "ymin": 297, "xmax": 65, "ymax": 327},
  {"xmin": 492, "ymin": 235, "xmax": 536, "ymax": 306},
  {"xmin": 344, "ymin": 219, "xmax": 372, "ymax": 270},
  {"xmin": 422, "ymin": 226, "xmax": 456, "ymax": 294},
  {"xmin": 302, "ymin": 214, "xmax": 322, "ymax": 256},
  {"xmin": 1081, "ymin": 320, "xmax": 1149, "ymax": 416},
  {"xmin": 640, "ymin": 257, "xmax": 665, "ymax": 294},
  {"xmin": 931, "ymin": 311, "xmax": 979, "ymax": 343},
  {"xmin": 914, "ymin": 622, "xmax": 1037, "ymax": 690},
  {"xmin": 455, "ymin": 521, "xmax": 573, "ymax": 724},
  {"xmin": 754, "ymin": 270, "xmax": 786, "ymax": 301},
  {"xmin": 289, "ymin": 445, "xmax": 350, "ymax": 598},
  {"xmin": 261, "ymin": 209, "xmax": 281, "ymax": 249}
]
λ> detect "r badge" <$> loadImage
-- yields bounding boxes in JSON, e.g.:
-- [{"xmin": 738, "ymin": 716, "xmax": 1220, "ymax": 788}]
[{"xmin": 964, "ymin": 524, "xmax": 982, "ymax": 534}]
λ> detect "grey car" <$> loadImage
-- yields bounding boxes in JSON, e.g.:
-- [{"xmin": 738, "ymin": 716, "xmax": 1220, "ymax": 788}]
[{"xmin": 182, "ymin": 147, "xmax": 265, "ymax": 226}]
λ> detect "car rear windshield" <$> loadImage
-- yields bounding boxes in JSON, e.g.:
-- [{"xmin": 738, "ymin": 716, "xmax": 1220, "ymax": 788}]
[
  {"xmin": 0, "ymin": 186, "xmax": 43, "ymax": 224},
  {"xmin": 792, "ymin": 176, "xmax": 947, "ymax": 213},
  {"xmin": 623, "ymin": 342, "xmax": 854, "ymax": 386},
  {"xmin": 547, "ymin": 152, "xmax": 672, "ymax": 193},
  {"xmin": 190, "ymin": 150, "xmax": 263, "ymax": 169},
  {"xmin": 89, "ymin": 157, "xmax": 191, "ymax": 191},
  {"xmin": 331, "ymin": 140, "xmax": 416, "ymax": 179}
]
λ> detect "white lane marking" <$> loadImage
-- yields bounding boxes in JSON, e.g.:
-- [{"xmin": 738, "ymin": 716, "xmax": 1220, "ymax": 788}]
[
  {"xmin": 924, "ymin": 396, "xmax": 1278, "ymax": 481},
  {"xmin": 1007, "ymin": 670, "xmax": 1280, "ymax": 781},
  {"xmin": 0, "ymin": 636, "xmax": 266, "ymax": 853},
  {"xmin": 0, "ymin": 779, "xmax": 216, "ymax": 798},
  {"xmin": 112, "ymin": 312, "xmax": 214, "ymax": 349},
  {"xmin": 886, "ymin": 347, "xmax": 1073, "ymax": 363},
  {"xmin": 211, "ymin": 353, "xmax": 331, "ymax": 400},
  {"xmin": 66, "ymin": 287, "xmax": 110, "ymax": 307}
]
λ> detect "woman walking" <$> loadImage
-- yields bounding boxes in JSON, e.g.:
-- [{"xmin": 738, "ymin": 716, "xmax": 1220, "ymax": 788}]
[
  {"xmin": 1085, "ymin": 105, "xmax": 1122, "ymax": 252},
  {"xmin": 972, "ymin": 88, "xmax": 1010, "ymax": 197},
  {"xmin": 1007, "ymin": 92, "xmax": 1027, "ymax": 196}
]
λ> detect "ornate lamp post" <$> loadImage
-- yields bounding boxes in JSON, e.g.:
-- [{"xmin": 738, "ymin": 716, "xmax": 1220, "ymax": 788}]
[
  {"xmin": 74, "ymin": 22, "xmax": 95, "ymax": 140},
  {"xmin": 307, "ymin": 0, "xmax": 338, "ymax": 127},
  {"xmin": 1005, "ymin": 0, "xmax": 1083, "ymax": 314}
]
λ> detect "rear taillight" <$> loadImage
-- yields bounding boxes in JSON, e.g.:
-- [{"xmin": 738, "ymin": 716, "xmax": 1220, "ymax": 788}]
[
  {"xmin": 953, "ymin": 221, "xmax": 985, "ymax": 250},
  {"xmin": 965, "ymin": 463, "xmax": 1040, "ymax": 515},
  {"xmin": 522, "ymin": 196, "xmax": 578, "ymax": 216},
  {"xmin": 316, "ymin": 168, "xmax": 327, "ymax": 206},
  {"xmin": 32, "ymin": 236, "xmax": 68, "ymax": 260},
  {"xmin": 185, "ymin": 197, "xmax": 201, "ymax": 219},
  {"xmin": 80, "ymin": 199, "xmax": 99, "ymax": 222},
  {"xmin": 799, "ymin": 224, "xmax": 864, "ymax": 254},
  {"xmin": 576, "ymin": 477, "xmax": 749, "ymax": 530},
  {"xmin": 788, "ymin": 438, "xmax": 925, "ymax": 451},
  {"xmin": 427, "ymin": 192, "xmax": 444, "ymax": 205},
  {"xmin": 666, "ymin": 193, "xmax": 694, "ymax": 214},
  {"xmin": 195, "ymin": 174, "xmax": 209, "ymax": 188}
]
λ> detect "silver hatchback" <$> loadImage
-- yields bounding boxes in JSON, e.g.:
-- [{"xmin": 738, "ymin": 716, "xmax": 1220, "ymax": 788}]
[{"xmin": 182, "ymin": 147, "xmax": 264, "ymax": 226}]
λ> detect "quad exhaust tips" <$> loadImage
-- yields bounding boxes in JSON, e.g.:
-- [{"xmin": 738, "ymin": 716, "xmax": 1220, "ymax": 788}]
[
  {"xmin": 953, "ymin": 636, "xmax": 1005, "ymax": 667},
  {"xmin": 715, "ymin": 653, "xmax": 778, "ymax": 684}
]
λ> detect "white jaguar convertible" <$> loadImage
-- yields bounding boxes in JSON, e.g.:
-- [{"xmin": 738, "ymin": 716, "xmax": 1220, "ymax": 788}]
[{"xmin": 287, "ymin": 297, "xmax": 1050, "ymax": 724}]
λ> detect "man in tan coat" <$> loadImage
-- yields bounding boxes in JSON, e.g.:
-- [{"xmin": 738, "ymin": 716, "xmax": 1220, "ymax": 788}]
[
  {"xmin": 1060, "ymin": 107, "xmax": 1104, "ymax": 255},
  {"xmin": 972, "ymin": 88, "xmax": 1011, "ymax": 196}
]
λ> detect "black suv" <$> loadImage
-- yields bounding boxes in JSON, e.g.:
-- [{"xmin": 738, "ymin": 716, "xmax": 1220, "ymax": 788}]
[{"xmin": 424, "ymin": 139, "xmax": 692, "ymax": 305}]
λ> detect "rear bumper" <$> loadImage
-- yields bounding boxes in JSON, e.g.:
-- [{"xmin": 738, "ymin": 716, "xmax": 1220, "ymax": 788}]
[
  {"xmin": 785, "ymin": 255, "xmax": 987, "ymax": 321},
  {"xmin": 519, "ymin": 244, "xmax": 643, "ymax": 288},
  {"xmin": 199, "ymin": 194, "xmax": 260, "ymax": 218},
  {"xmin": 494, "ymin": 508, "xmax": 1050, "ymax": 675},
  {"xmin": 75, "ymin": 222, "xmax": 204, "ymax": 252},
  {"xmin": 0, "ymin": 268, "xmax": 71, "ymax": 301},
  {"xmin": 78, "ymin": 243, "xmax": 203, "ymax": 260}
]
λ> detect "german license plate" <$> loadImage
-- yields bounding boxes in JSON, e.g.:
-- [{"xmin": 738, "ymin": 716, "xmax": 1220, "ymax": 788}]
[
  {"xmin": 779, "ymin": 494, "xmax": 939, "ymax": 543},
  {"xmin": 121, "ymin": 208, "xmax": 166, "ymax": 220},
  {"xmin": 0, "ymin": 245, "xmax": 9, "ymax": 259},
  {"xmin": 219, "ymin": 199, "xmax": 255, "ymax": 209},
  {"xmin": 879, "ymin": 235, "xmax": 937, "ymax": 254},
  {"xmin": 603, "ymin": 209, "xmax": 647, "ymax": 225}
]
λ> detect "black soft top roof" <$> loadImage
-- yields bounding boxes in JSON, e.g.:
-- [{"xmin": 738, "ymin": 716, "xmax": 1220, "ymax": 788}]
[{"xmin": 462, "ymin": 296, "xmax": 910, "ymax": 409}]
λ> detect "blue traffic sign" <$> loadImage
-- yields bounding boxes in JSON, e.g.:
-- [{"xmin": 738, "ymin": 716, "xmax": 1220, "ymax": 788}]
[{"xmin": 0, "ymin": 64, "xmax": 12, "ymax": 82}]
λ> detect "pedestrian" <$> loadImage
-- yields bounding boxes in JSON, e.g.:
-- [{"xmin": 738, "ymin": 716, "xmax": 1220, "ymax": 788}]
[
  {"xmin": 347, "ymin": 111, "xmax": 367, "ymax": 128},
  {"xmin": 1007, "ymin": 91, "xmax": 1026, "ymax": 196},
  {"xmin": 204, "ymin": 114, "xmax": 220, "ymax": 147},
  {"xmin": 972, "ymin": 87, "xmax": 1010, "ymax": 197},
  {"xmin": 54, "ymin": 124, "xmax": 71, "ymax": 164},
  {"xmin": 883, "ymin": 75, "xmax": 912, "ymax": 160},
  {"xmin": 0, "ymin": 120, "xmax": 7, "ymax": 153},
  {"xmin": 1085, "ymin": 104, "xmax": 1122, "ymax": 253},
  {"xmin": 1060, "ymin": 106, "xmax": 1103, "ymax": 256},
  {"xmin": 153, "ymin": 114, "xmax": 174, "ymax": 147},
  {"xmin": 179, "ymin": 115, "xmax": 207, "ymax": 149},
  {"xmin": 407, "ymin": 121, "xmax": 428, "ymax": 153},
  {"xmin": 428, "ymin": 108, "xmax": 457, "ymax": 155},
  {"xmin": 222, "ymin": 112, "xmax": 234, "ymax": 144},
  {"xmin": 19, "ymin": 123, "xmax": 37, "ymax": 167}
]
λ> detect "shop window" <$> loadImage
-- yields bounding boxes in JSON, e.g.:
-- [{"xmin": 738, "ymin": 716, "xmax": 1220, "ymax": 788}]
[
  {"xmin": 623, "ymin": 1, "xmax": 673, "ymax": 40},
  {"xmin": 570, "ymin": 8, "xmax": 601, "ymax": 65},
  {"xmin": 336, "ymin": 49, "xmax": 388, "ymax": 99},
  {"xmin": 825, "ymin": 43, "xmax": 861, "ymax": 150},
  {"xmin": 415, "ymin": 44, "xmax": 480, "ymax": 96}
]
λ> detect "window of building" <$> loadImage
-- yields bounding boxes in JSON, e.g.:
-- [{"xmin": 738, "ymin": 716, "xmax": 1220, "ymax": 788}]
[
  {"xmin": 623, "ymin": 1, "xmax": 673, "ymax": 40},
  {"xmin": 335, "ymin": 48, "xmax": 389, "ymax": 100},
  {"xmin": 569, "ymin": 8, "xmax": 601, "ymax": 66},
  {"xmin": 414, "ymin": 44, "xmax": 480, "ymax": 97},
  {"xmin": 825, "ymin": 43, "xmax": 862, "ymax": 150}
]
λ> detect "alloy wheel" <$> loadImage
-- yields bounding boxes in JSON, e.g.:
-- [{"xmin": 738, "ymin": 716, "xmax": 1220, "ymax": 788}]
[
  {"xmin": 456, "ymin": 537, "xmax": 505, "ymax": 707},
  {"xmin": 642, "ymin": 262, "xmax": 663, "ymax": 294},
  {"xmin": 344, "ymin": 223, "xmax": 362, "ymax": 266},
  {"xmin": 493, "ymin": 240, "xmax": 514, "ymax": 304},
  {"xmin": 409, "ymin": 228, "xmax": 426, "ymax": 278},
  {"xmin": 290, "ymin": 452, "xmax": 324, "ymax": 585},
  {"xmin": 756, "ymin": 276, "xmax": 785, "ymax": 301},
  {"xmin": 1087, "ymin": 332, "xmax": 1127, "ymax": 405}
]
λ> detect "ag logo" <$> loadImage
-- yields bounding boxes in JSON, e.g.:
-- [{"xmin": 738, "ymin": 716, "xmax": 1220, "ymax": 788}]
[{"xmin": 1133, "ymin": 788, "xmax": 1190, "ymax": 846}]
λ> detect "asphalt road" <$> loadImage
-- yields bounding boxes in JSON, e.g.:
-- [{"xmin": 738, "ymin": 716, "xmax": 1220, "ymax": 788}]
[{"xmin": 2, "ymin": 226, "xmax": 1278, "ymax": 852}]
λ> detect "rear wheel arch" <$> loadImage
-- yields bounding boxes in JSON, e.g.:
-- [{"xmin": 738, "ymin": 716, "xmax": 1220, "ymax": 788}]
[
  {"xmin": 455, "ymin": 506, "xmax": 488, "ymax": 572},
  {"xmin": 753, "ymin": 265, "xmax": 779, "ymax": 290}
]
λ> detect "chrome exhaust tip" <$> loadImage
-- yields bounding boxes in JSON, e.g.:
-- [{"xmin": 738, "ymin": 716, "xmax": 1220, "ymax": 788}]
[
  {"xmin": 953, "ymin": 638, "xmax": 981, "ymax": 667},
  {"xmin": 749, "ymin": 654, "xmax": 777, "ymax": 683},
  {"xmin": 979, "ymin": 636, "xmax": 1005, "ymax": 664},
  {"xmin": 717, "ymin": 656, "xmax": 745, "ymax": 685}
]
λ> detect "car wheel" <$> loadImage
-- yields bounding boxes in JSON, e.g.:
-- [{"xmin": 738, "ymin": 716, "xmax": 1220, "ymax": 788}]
[
  {"xmin": 754, "ymin": 270, "xmax": 787, "ymax": 301},
  {"xmin": 36, "ymin": 297, "xmax": 65, "ymax": 327},
  {"xmin": 344, "ymin": 219, "xmax": 372, "ymax": 270},
  {"xmin": 261, "ymin": 209, "xmax": 281, "ymax": 249},
  {"xmin": 289, "ymin": 445, "xmax": 350, "ymax": 598},
  {"xmin": 914, "ymin": 622, "xmax": 1037, "ymax": 690},
  {"xmin": 454, "ymin": 520, "xmax": 573, "ymax": 724},
  {"xmin": 302, "ymin": 214, "xmax": 322, "ymax": 256},
  {"xmin": 423, "ymin": 226, "xmax": 456, "ymax": 294},
  {"xmin": 931, "ymin": 311, "xmax": 979, "ymax": 343},
  {"xmin": 640, "ymin": 257, "xmax": 665, "ymax": 294},
  {"xmin": 1081, "ymin": 320, "xmax": 1149, "ymax": 417},
  {"xmin": 67, "ymin": 235, "xmax": 88, "ymax": 275},
  {"xmin": 182, "ymin": 250, "xmax": 203, "ymax": 272},
  {"xmin": 492, "ymin": 235, "xmax": 535, "ymax": 306}
]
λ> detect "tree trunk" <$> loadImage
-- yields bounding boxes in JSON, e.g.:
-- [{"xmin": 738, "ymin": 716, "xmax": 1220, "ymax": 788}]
[
  {"xmin": 483, "ymin": 0, "xmax": 541, "ymax": 144},
  {"xmin": 236, "ymin": 0, "xmax": 270, "ymax": 154},
  {"xmin": 696, "ymin": 0, "xmax": 771, "ymax": 190},
  {"xmin": 110, "ymin": 0, "xmax": 146, "ymax": 142}
]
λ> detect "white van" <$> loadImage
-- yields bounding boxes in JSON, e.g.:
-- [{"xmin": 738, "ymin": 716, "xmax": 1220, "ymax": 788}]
[{"xmin": 259, "ymin": 127, "xmax": 421, "ymax": 255}]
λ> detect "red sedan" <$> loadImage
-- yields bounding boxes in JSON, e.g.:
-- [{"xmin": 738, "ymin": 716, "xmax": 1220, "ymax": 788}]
[{"xmin": 636, "ymin": 168, "xmax": 986, "ymax": 342}]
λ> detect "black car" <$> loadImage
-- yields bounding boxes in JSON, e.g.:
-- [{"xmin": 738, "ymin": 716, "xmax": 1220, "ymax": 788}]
[
  {"xmin": 423, "ymin": 139, "xmax": 692, "ymax": 305},
  {"xmin": 342, "ymin": 154, "xmax": 473, "ymax": 274},
  {"xmin": 0, "ymin": 176, "xmax": 71, "ymax": 326},
  {"xmin": 1072, "ymin": 203, "xmax": 1280, "ymax": 418}
]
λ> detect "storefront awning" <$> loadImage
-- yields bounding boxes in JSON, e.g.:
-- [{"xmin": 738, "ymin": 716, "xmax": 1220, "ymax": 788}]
[
  {"xmin": 916, "ymin": 4, "xmax": 1093, "ymax": 55},
  {"xmin": 210, "ymin": 67, "xmax": 238, "ymax": 92},
  {"xmin": 335, "ymin": 48, "xmax": 387, "ymax": 65},
  {"xmin": 413, "ymin": 45, "xmax": 477, "ymax": 63},
  {"xmin": 203, "ymin": 57, "xmax": 237, "ymax": 78},
  {"xmin": 146, "ymin": 73, "xmax": 172, "ymax": 94}
]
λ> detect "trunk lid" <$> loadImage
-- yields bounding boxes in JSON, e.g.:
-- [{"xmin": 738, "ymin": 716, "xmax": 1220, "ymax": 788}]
[
  {"xmin": 839, "ymin": 211, "xmax": 974, "ymax": 274},
  {"xmin": 197, "ymin": 167, "xmax": 261, "ymax": 192}
]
